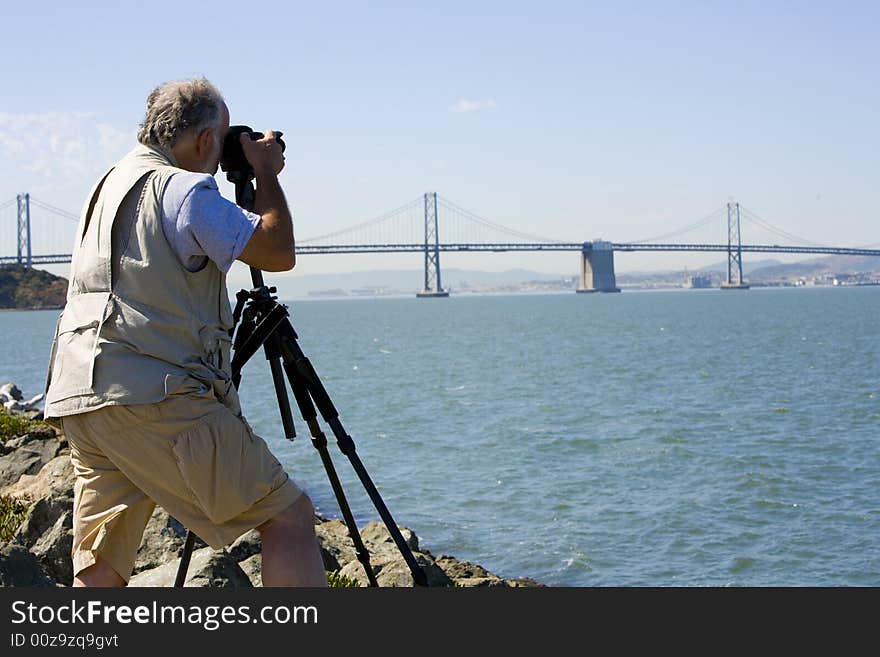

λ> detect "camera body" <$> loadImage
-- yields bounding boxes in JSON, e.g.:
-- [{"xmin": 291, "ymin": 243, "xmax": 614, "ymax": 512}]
[{"xmin": 220, "ymin": 125, "xmax": 285, "ymax": 181}]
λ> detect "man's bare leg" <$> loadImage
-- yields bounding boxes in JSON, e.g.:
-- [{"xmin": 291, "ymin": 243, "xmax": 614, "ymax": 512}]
[
  {"xmin": 258, "ymin": 494, "xmax": 327, "ymax": 587},
  {"xmin": 73, "ymin": 555, "xmax": 126, "ymax": 587}
]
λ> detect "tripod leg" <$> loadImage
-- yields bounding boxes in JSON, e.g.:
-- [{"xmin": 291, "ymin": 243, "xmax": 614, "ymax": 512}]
[
  {"xmin": 283, "ymin": 360, "xmax": 379, "ymax": 586},
  {"xmin": 174, "ymin": 530, "xmax": 196, "ymax": 587},
  {"xmin": 265, "ymin": 332, "xmax": 297, "ymax": 441},
  {"xmin": 277, "ymin": 326, "xmax": 429, "ymax": 587}
]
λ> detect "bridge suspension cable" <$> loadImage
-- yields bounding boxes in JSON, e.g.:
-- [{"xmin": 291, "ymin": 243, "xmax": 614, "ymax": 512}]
[
  {"xmin": 28, "ymin": 197, "xmax": 79, "ymax": 222},
  {"xmin": 436, "ymin": 195, "xmax": 568, "ymax": 243},
  {"xmin": 738, "ymin": 205, "xmax": 827, "ymax": 247},
  {"xmin": 298, "ymin": 197, "xmax": 423, "ymax": 244},
  {"xmin": 0, "ymin": 198, "xmax": 17, "ymax": 212},
  {"xmin": 628, "ymin": 206, "xmax": 727, "ymax": 244}
]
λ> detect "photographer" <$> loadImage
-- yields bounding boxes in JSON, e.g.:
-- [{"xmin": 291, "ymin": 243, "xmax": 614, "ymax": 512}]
[{"xmin": 43, "ymin": 77, "xmax": 326, "ymax": 587}]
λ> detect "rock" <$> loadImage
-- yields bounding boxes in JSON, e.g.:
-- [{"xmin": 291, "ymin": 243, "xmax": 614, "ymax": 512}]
[
  {"xmin": 239, "ymin": 554, "xmax": 262, "ymax": 587},
  {"xmin": 315, "ymin": 518, "xmax": 357, "ymax": 571},
  {"xmin": 360, "ymin": 520, "xmax": 420, "ymax": 552},
  {"xmin": 0, "ymin": 428, "xmax": 66, "ymax": 488},
  {"xmin": 129, "ymin": 547, "xmax": 252, "ymax": 587},
  {"xmin": 339, "ymin": 550, "xmax": 453, "ymax": 587},
  {"xmin": 13, "ymin": 495, "xmax": 72, "ymax": 548},
  {"xmin": 12, "ymin": 495, "xmax": 74, "ymax": 585},
  {"xmin": 133, "ymin": 508, "xmax": 206, "ymax": 575},
  {"xmin": 0, "ymin": 450, "xmax": 45, "ymax": 488},
  {"xmin": 1, "ymin": 454, "xmax": 74, "ymax": 501},
  {"xmin": 3, "ymin": 453, "xmax": 75, "ymax": 587},
  {"xmin": 227, "ymin": 529, "xmax": 261, "ymax": 562},
  {"xmin": 3, "ymin": 425, "xmax": 62, "ymax": 451},
  {"xmin": 0, "ymin": 544, "xmax": 57, "ymax": 587},
  {"xmin": 0, "ymin": 383, "xmax": 23, "ymax": 402},
  {"xmin": 28, "ymin": 509, "xmax": 74, "ymax": 586},
  {"xmin": 504, "ymin": 576, "xmax": 545, "ymax": 587},
  {"xmin": 434, "ymin": 555, "xmax": 507, "ymax": 587},
  {"xmin": 4, "ymin": 395, "xmax": 45, "ymax": 413},
  {"xmin": 1, "ymin": 383, "xmax": 46, "ymax": 412}
]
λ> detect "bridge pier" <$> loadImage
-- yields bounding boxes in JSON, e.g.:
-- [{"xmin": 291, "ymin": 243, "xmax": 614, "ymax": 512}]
[
  {"xmin": 416, "ymin": 192, "xmax": 449, "ymax": 297},
  {"xmin": 576, "ymin": 241, "xmax": 620, "ymax": 293},
  {"xmin": 17, "ymin": 193, "xmax": 31, "ymax": 268},
  {"xmin": 720, "ymin": 201, "xmax": 749, "ymax": 290}
]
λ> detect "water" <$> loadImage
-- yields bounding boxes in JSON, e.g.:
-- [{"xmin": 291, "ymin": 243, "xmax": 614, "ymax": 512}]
[{"xmin": 3, "ymin": 286, "xmax": 879, "ymax": 586}]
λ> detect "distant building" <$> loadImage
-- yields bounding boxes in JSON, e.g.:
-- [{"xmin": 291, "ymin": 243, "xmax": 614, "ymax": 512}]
[{"xmin": 689, "ymin": 274, "xmax": 713, "ymax": 289}]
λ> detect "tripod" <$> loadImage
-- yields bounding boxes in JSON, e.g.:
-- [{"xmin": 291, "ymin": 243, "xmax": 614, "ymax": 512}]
[{"xmin": 173, "ymin": 172, "xmax": 427, "ymax": 588}]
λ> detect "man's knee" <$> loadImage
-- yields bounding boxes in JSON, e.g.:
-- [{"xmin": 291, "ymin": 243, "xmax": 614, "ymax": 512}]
[{"xmin": 258, "ymin": 493, "xmax": 316, "ymax": 535}]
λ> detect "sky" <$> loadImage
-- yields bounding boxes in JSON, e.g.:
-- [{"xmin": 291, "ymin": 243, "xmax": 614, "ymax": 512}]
[{"xmin": 1, "ymin": 1, "xmax": 878, "ymax": 290}]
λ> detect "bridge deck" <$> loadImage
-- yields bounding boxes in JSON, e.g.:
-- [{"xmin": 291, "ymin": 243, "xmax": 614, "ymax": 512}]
[{"xmin": 4, "ymin": 243, "xmax": 880, "ymax": 265}]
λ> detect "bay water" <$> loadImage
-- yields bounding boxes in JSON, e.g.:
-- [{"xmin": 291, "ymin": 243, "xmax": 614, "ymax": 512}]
[{"xmin": 2, "ymin": 286, "xmax": 878, "ymax": 586}]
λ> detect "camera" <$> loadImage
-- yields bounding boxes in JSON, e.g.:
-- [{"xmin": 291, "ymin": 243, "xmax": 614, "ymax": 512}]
[{"xmin": 220, "ymin": 125, "xmax": 285, "ymax": 181}]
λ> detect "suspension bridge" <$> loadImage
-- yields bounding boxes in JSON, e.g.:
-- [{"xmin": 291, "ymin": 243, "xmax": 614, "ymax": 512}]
[{"xmin": 2, "ymin": 192, "xmax": 879, "ymax": 296}]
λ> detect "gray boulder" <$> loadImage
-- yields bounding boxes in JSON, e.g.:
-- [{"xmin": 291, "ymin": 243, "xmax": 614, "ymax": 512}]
[
  {"xmin": 0, "ymin": 426, "xmax": 65, "ymax": 488},
  {"xmin": 133, "ymin": 507, "xmax": 206, "ymax": 575},
  {"xmin": 0, "ymin": 544, "xmax": 56, "ymax": 587},
  {"xmin": 128, "ymin": 547, "xmax": 252, "ymax": 588},
  {"xmin": 227, "ymin": 528, "xmax": 261, "ymax": 562},
  {"xmin": 1, "ymin": 453, "xmax": 74, "ymax": 501},
  {"xmin": 339, "ymin": 550, "xmax": 452, "ymax": 587},
  {"xmin": 314, "ymin": 518, "xmax": 357, "ymax": 572},
  {"xmin": 0, "ymin": 383, "xmax": 45, "ymax": 413},
  {"xmin": 238, "ymin": 554, "xmax": 262, "ymax": 587},
  {"xmin": 434, "ymin": 555, "xmax": 507, "ymax": 587},
  {"xmin": 359, "ymin": 520, "xmax": 420, "ymax": 552},
  {"xmin": 12, "ymin": 495, "xmax": 74, "ymax": 585}
]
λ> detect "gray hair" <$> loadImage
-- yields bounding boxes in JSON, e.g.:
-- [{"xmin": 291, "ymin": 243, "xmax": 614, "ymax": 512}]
[{"xmin": 137, "ymin": 77, "xmax": 224, "ymax": 150}]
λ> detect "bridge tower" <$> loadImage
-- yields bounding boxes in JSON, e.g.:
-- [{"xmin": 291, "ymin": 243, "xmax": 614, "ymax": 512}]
[
  {"xmin": 16, "ymin": 193, "xmax": 32, "ymax": 268},
  {"xmin": 576, "ymin": 240, "xmax": 620, "ymax": 293},
  {"xmin": 416, "ymin": 192, "xmax": 449, "ymax": 298},
  {"xmin": 721, "ymin": 201, "xmax": 749, "ymax": 290}
]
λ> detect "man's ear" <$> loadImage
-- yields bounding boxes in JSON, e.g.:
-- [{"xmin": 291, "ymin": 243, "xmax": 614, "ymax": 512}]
[{"xmin": 195, "ymin": 127, "xmax": 215, "ymax": 155}]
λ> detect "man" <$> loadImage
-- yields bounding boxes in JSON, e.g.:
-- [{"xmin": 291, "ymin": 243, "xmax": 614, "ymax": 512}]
[{"xmin": 43, "ymin": 77, "xmax": 326, "ymax": 587}]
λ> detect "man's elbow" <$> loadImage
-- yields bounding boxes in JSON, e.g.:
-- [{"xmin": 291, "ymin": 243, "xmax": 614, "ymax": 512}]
[{"xmin": 264, "ymin": 250, "xmax": 296, "ymax": 272}]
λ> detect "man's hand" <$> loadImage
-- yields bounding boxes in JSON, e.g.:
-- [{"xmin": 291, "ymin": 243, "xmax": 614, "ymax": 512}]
[
  {"xmin": 236, "ymin": 129, "xmax": 295, "ymax": 272},
  {"xmin": 239, "ymin": 130, "xmax": 285, "ymax": 177}
]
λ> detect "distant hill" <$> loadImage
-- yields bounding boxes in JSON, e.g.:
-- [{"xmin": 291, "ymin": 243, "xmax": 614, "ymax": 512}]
[
  {"xmin": 741, "ymin": 255, "xmax": 880, "ymax": 282},
  {"xmin": 616, "ymin": 259, "xmax": 785, "ymax": 285},
  {"xmin": 633, "ymin": 254, "xmax": 880, "ymax": 281},
  {"xmin": 699, "ymin": 258, "xmax": 785, "ymax": 276},
  {"xmin": 0, "ymin": 265, "xmax": 67, "ymax": 310},
  {"xmin": 251, "ymin": 267, "xmax": 571, "ymax": 299}
]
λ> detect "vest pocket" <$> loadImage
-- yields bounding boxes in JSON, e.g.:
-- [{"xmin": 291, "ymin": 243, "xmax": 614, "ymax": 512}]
[{"xmin": 46, "ymin": 291, "xmax": 113, "ymax": 401}]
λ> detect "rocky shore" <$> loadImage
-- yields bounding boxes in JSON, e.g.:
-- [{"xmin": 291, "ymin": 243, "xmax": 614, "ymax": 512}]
[{"xmin": 0, "ymin": 402, "xmax": 542, "ymax": 588}]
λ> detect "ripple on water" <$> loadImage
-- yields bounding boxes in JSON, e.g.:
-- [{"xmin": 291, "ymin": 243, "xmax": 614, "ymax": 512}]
[{"xmin": 730, "ymin": 556, "xmax": 756, "ymax": 573}]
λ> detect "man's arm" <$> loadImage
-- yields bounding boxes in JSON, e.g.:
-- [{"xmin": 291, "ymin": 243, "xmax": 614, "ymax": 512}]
[{"xmin": 236, "ymin": 131, "xmax": 295, "ymax": 272}]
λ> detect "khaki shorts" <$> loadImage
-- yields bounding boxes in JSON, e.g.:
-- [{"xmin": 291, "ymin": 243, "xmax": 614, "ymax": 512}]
[{"xmin": 61, "ymin": 384, "xmax": 303, "ymax": 583}]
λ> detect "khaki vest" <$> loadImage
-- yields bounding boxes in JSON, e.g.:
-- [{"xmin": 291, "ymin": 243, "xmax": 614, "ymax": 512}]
[{"xmin": 44, "ymin": 145, "xmax": 237, "ymax": 422}]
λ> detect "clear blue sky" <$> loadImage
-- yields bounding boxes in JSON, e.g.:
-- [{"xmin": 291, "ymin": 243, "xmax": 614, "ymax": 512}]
[{"xmin": 2, "ymin": 1, "xmax": 878, "ymax": 283}]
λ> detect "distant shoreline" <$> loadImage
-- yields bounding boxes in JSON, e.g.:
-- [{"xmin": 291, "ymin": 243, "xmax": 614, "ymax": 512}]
[
  {"xmin": 0, "ymin": 306, "xmax": 63, "ymax": 312},
  {"xmin": 2, "ymin": 283, "xmax": 877, "ymax": 311}
]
